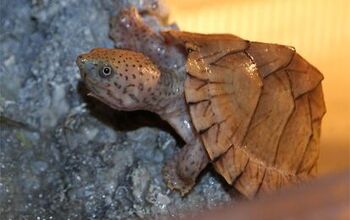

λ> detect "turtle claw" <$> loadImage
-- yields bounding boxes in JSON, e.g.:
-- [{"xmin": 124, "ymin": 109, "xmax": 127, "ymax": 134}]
[{"xmin": 162, "ymin": 159, "xmax": 195, "ymax": 196}]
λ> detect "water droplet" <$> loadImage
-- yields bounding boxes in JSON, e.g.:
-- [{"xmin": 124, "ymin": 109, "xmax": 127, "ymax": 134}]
[{"xmin": 151, "ymin": 2, "xmax": 158, "ymax": 10}]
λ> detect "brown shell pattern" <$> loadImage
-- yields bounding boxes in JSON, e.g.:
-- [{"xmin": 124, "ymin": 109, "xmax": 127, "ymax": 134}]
[{"xmin": 164, "ymin": 31, "xmax": 326, "ymax": 198}]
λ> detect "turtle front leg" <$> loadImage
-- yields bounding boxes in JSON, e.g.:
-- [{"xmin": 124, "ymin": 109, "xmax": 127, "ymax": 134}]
[
  {"xmin": 160, "ymin": 97, "xmax": 209, "ymax": 195},
  {"xmin": 163, "ymin": 138, "xmax": 209, "ymax": 196}
]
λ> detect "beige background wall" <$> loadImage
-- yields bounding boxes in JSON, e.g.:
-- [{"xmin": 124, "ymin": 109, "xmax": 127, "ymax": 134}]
[{"xmin": 165, "ymin": 0, "xmax": 350, "ymax": 174}]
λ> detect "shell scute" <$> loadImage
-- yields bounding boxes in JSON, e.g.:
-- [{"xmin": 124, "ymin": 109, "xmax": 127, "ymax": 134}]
[
  {"xmin": 241, "ymin": 70, "xmax": 295, "ymax": 166},
  {"xmin": 165, "ymin": 30, "xmax": 325, "ymax": 198},
  {"xmin": 184, "ymin": 76, "xmax": 209, "ymax": 103},
  {"xmin": 247, "ymin": 42, "xmax": 295, "ymax": 78},
  {"xmin": 274, "ymin": 94, "xmax": 313, "ymax": 173},
  {"xmin": 286, "ymin": 53, "xmax": 324, "ymax": 98}
]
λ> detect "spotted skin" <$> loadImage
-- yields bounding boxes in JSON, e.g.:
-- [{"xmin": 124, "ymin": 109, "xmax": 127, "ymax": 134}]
[
  {"xmin": 78, "ymin": 48, "xmax": 165, "ymax": 111},
  {"xmin": 76, "ymin": 48, "xmax": 209, "ymax": 195}
]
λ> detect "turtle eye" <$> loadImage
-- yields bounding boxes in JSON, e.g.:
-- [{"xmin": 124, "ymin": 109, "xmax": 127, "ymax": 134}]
[{"xmin": 100, "ymin": 66, "xmax": 113, "ymax": 78}]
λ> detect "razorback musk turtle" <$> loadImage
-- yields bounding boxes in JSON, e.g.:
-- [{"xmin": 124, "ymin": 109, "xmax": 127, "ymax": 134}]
[{"xmin": 76, "ymin": 30, "xmax": 325, "ymax": 198}]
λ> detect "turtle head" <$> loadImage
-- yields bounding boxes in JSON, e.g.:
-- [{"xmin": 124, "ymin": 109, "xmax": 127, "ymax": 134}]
[{"xmin": 76, "ymin": 48, "xmax": 161, "ymax": 111}]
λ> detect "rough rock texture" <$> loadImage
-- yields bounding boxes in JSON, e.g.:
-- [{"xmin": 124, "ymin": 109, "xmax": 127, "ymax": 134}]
[{"xmin": 0, "ymin": 0, "xmax": 233, "ymax": 219}]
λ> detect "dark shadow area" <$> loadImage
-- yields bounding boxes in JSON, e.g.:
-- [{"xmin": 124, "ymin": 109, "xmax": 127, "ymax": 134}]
[
  {"xmin": 206, "ymin": 164, "xmax": 245, "ymax": 200},
  {"xmin": 77, "ymin": 81, "xmax": 184, "ymax": 145}
]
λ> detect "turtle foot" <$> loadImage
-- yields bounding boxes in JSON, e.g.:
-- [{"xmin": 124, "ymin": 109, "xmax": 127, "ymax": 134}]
[{"xmin": 162, "ymin": 158, "xmax": 195, "ymax": 196}]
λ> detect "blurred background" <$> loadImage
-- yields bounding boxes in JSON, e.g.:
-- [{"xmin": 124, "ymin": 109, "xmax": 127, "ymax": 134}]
[{"xmin": 165, "ymin": 0, "xmax": 350, "ymax": 175}]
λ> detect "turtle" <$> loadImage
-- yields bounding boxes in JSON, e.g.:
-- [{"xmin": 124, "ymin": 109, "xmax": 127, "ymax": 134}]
[{"xmin": 76, "ymin": 30, "xmax": 326, "ymax": 198}]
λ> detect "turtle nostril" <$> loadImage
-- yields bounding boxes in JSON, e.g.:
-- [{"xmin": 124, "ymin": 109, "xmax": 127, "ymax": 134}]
[
  {"xmin": 79, "ymin": 57, "xmax": 86, "ymax": 64},
  {"xmin": 76, "ymin": 56, "xmax": 87, "ymax": 68}
]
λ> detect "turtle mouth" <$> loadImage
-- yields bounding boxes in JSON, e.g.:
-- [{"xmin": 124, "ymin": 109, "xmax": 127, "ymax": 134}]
[
  {"xmin": 82, "ymin": 75, "xmax": 111, "ymax": 102},
  {"xmin": 83, "ymin": 76, "xmax": 127, "ymax": 110},
  {"xmin": 83, "ymin": 76, "xmax": 101, "ymax": 95}
]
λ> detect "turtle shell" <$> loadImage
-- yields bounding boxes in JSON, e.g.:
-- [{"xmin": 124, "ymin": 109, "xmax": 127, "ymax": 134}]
[{"xmin": 163, "ymin": 31, "xmax": 326, "ymax": 198}]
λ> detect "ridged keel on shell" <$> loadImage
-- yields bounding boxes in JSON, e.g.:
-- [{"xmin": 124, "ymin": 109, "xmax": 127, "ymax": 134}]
[{"xmin": 163, "ymin": 31, "xmax": 325, "ymax": 198}]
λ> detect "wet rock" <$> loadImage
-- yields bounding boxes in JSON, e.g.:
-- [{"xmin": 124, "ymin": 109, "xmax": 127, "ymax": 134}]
[
  {"xmin": 31, "ymin": 161, "xmax": 49, "ymax": 175},
  {"xmin": 131, "ymin": 165, "xmax": 151, "ymax": 203},
  {"xmin": 0, "ymin": 0, "xmax": 234, "ymax": 219}
]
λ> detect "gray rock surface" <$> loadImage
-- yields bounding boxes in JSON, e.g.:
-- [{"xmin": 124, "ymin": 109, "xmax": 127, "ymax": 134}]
[{"xmin": 0, "ymin": 0, "xmax": 234, "ymax": 219}]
